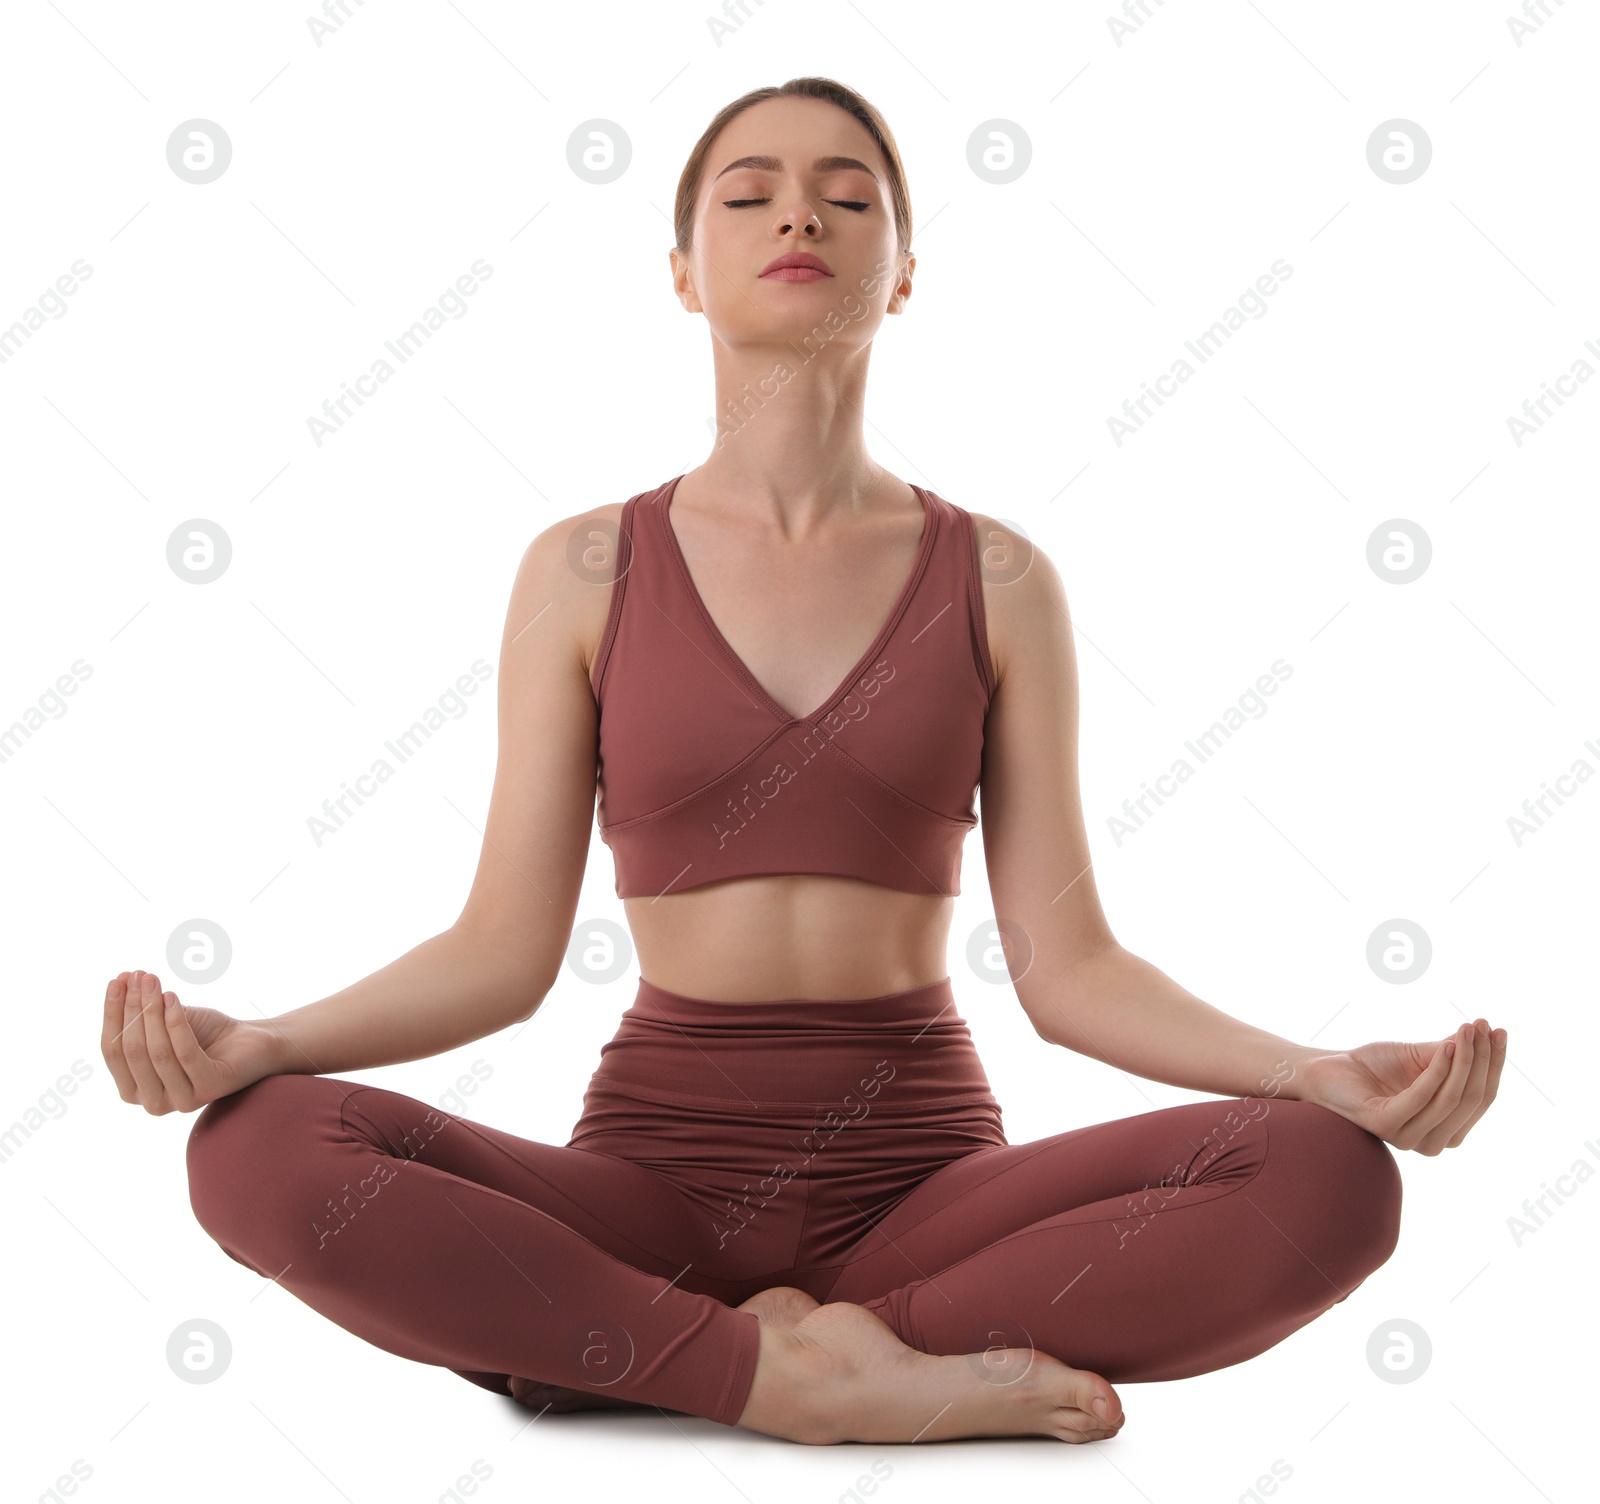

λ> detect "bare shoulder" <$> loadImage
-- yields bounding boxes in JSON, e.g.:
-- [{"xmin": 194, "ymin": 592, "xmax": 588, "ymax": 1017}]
[
  {"xmin": 966, "ymin": 509, "xmax": 1070, "ymax": 691},
  {"xmin": 505, "ymin": 502, "xmax": 627, "ymax": 681}
]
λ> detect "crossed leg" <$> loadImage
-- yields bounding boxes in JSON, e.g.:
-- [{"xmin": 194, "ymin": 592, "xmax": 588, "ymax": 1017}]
[
  {"xmin": 184, "ymin": 1073, "xmax": 763, "ymax": 1426},
  {"xmin": 186, "ymin": 1077, "xmax": 1402, "ymax": 1431},
  {"xmin": 825, "ymin": 1096, "xmax": 1403, "ymax": 1383}
]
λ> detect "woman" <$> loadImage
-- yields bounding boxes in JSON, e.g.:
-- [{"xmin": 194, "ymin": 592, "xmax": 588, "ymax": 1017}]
[{"xmin": 101, "ymin": 78, "xmax": 1505, "ymax": 1447}]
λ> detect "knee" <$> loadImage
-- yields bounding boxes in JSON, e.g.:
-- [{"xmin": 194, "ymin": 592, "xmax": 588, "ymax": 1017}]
[
  {"xmin": 185, "ymin": 1074, "xmax": 344, "ymax": 1246},
  {"xmin": 1271, "ymin": 1098, "xmax": 1403, "ymax": 1290}
]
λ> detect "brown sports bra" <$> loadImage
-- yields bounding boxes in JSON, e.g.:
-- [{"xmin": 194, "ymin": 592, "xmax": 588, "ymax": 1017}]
[{"xmin": 590, "ymin": 473, "xmax": 996, "ymax": 899}]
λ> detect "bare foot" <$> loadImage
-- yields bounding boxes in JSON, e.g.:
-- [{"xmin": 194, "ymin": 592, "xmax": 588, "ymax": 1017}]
[
  {"xmin": 736, "ymin": 1284, "xmax": 822, "ymax": 1328},
  {"xmin": 736, "ymin": 1300, "xmax": 1126, "ymax": 1446},
  {"xmin": 507, "ymin": 1286, "xmax": 822, "ymax": 1415}
]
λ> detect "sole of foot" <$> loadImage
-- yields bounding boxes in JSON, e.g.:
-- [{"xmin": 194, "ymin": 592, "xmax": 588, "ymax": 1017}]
[
  {"xmin": 737, "ymin": 1299, "xmax": 1126, "ymax": 1446},
  {"xmin": 506, "ymin": 1285, "xmax": 823, "ymax": 1416}
]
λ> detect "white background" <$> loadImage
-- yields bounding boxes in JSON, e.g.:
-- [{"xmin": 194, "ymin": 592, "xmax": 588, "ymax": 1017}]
[{"xmin": 1, "ymin": 1, "xmax": 1594, "ymax": 1500}]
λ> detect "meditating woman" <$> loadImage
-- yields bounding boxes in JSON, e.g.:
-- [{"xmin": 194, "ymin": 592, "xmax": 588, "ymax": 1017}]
[{"xmin": 101, "ymin": 76, "xmax": 1505, "ymax": 1446}]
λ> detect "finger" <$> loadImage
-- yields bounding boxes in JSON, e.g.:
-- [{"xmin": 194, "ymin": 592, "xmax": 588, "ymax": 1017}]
[
  {"xmin": 1418, "ymin": 1019, "xmax": 1492, "ymax": 1153},
  {"xmin": 139, "ymin": 977, "xmax": 200, "ymax": 1111},
  {"xmin": 161, "ymin": 994, "xmax": 219, "ymax": 1103},
  {"xmin": 1410, "ymin": 1023, "xmax": 1480, "ymax": 1153},
  {"xmin": 121, "ymin": 973, "xmax": 167, "ymax": 1109},
  {"xmin": 1377, "ymin": 1033, "xmax": 1458, "ymax": 1137},
  {"xmin": 1393, "ymin": 1024, "xmax": 1475, "ymax": 1151},
  {"xmin": 1446, "ymin": 1025, "xmax": 1508, "ymax": 1148},
  {"xmin": 101, "ymin": 975, "xmax": 140, "ymax": 1102}
]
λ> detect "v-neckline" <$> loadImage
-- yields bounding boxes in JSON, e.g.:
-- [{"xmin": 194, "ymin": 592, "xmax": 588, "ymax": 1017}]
[{"xmin": 658, "ymin": 471, "xmax": 936, "ymax": 726}]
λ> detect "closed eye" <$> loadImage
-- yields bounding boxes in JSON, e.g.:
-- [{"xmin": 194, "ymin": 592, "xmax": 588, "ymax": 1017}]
[{"xmin": 723, "ymin": 198, "xmax": 871, "ymax": 211}]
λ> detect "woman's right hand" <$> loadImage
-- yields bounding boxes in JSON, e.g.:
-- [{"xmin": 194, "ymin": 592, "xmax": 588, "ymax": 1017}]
[{"xmin": 102, "ymin": 970, "xmax": 285, "ymax": 1114}]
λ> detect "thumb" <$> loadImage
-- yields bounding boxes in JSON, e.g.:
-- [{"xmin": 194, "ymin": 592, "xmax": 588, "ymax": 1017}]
[{"xmin": 1383, "ymin": 1036, "xmax": 1455, "ymax": 1116}]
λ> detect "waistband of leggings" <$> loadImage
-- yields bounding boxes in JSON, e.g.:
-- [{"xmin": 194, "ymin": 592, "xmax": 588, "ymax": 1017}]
[
  {"xmin": 627, "ymin": 975, "xmax": 965, "ymax": 1033},
  {"xmin": 586, "ymin": 975, "xmax": 999, "ymax": 1108}
]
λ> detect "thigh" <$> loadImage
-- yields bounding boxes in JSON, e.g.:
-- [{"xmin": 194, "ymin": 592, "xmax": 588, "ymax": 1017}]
[
  {"xmin": 188, "ymin": 1073, "xmax": 767, "ymax": 1414},
  {"xmin": 190, "ymin": 1073, "xmax": 719, "ymax": 1279},
  {"xmin": 823, "ymin": 1097, "xmax": 1287, "ymax": 1305},
  {"xmin": 822, "ymin": 1096, "xmax": 1401, "ymax": 1382},
  {"xmin": 343, "ymin": 1080, "xmax": 731, "ymax": 1274}
]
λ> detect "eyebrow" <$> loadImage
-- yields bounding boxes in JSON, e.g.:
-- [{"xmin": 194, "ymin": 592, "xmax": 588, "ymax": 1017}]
[{"xmin": 711, "ymin": 154, "xmax": 880, "ymax": 184}]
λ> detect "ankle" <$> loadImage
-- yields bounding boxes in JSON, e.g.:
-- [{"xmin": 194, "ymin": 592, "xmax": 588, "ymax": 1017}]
[{"xmin": 737, "ymin": 1321, "xmax": 832, "ymax": 1442}]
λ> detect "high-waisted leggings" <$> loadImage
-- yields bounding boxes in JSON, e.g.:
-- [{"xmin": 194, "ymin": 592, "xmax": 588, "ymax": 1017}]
[{"xmin": 185, "ymin": 977, "xmax": 1403, "ymax": 1430}]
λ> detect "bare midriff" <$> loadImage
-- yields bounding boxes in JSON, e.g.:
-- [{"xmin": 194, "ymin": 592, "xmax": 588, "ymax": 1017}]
[{"xmin": 622, "ymin": 878, "xmax": 953, "ymax": 1001}]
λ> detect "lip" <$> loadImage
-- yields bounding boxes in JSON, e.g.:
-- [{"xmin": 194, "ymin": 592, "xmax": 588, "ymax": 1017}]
[{"xmin": 760, "ymin": 252, "xmax": 834, "ymax": 279}]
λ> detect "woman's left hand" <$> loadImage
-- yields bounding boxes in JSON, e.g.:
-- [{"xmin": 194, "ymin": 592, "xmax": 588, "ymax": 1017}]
[{"xmin": 1297, "ymin": 1019, "xmax": 1506, "ymax": 1153}]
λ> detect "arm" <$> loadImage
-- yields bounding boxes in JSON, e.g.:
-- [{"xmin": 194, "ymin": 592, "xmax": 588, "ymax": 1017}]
[
  {"xmin": 259, "ymin": 513, "xmax": 606, "ymax": 1076},
  {"xmin": 257, "ymin": 928, "xmax": 552, "ymax": 1079},
  {"xmin": 103, "ymin": 510, "xmax": 612, "ymax": 1109},
  {"xmin": 973, "ymin": 521, "xmax": 1315, "ymax": 1100},
  {"xmin": 1007, "ymin": 942, "xmax": 1321, "ymax": 1102},
  {"xmin": 972, "ymin": 516, "xmax": 1504, "ymax": 1150}
]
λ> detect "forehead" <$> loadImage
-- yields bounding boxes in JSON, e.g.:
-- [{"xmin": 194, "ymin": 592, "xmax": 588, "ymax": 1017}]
[{"xmin": 705, "ymin": 97, "xmax": 884, "ymax": 187}]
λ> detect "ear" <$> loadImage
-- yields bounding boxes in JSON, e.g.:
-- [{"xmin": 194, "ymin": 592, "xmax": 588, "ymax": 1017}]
[
  {"xmin": 885, "ymin": 251, "xmax": 915, "ymax": 315},
  {"xmin": 669, "ymin": 246, "xmax": 704, "ymax": 314}
]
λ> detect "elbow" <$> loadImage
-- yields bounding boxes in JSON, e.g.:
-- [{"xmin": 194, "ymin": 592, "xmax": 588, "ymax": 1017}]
[
  {"xmin": 506, "ymin": 993, "xmax": 548, "ymax": 1026},
  {"xmin": 447, "ymin": 920, "xmax": 559, "ymax": 1027},
  {"xmin": 1020, "ymin": 995, "xmax": 1069, "ymax": 1045},
  {"xmin": 1016, "ymin": 940, "xmax": 1125, "ymax": 1046},
  {"xmin": 504, "ymin": 968, "xmax": 558, "ymax": 1025}
]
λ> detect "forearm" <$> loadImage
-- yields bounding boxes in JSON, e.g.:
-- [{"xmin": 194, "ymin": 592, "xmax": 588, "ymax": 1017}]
[
  {"xmin": 1021, "ymin": 943, "xmax": 1325, "ymax": 1102},
  {"xmin": 260, "ymin": 924, "xmax": 550, "ymax": 1077}
]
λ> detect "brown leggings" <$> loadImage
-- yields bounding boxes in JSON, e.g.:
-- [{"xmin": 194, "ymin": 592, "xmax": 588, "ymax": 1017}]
[{"xmin": 185, "ymin": 978, "xmax": 1403, "ymax": 1428}]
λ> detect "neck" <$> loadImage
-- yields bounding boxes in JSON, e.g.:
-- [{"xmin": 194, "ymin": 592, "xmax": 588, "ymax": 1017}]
[{"xmin": 697, "ymin": 335, "xmax": 886, "ymax": 520}]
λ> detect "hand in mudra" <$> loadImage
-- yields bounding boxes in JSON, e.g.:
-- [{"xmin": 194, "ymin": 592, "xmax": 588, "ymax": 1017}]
[
  {"xmin": 101, "ymin": 970, "xmax": 282, "ymax": 1114},
  {"xmin": 1301, "ymin": 1018, "xmax": 1505, "ymax": 1154}
]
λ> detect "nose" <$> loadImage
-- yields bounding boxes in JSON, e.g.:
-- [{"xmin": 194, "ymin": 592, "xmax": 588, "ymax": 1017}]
[{"xmin": 775, "ymin": 208, "xmax": 823, "ymax": 238}]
